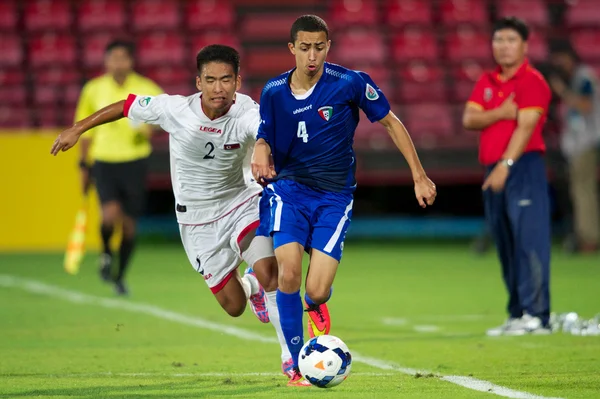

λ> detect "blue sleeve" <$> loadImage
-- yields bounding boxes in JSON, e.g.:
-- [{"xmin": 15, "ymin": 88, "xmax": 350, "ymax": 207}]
[
  {"xmin": 351, "ymin": 71, "xmax": 391, "ymax": 123},
  {"xmin": 579, "ymin": 78, "xmax": 594, "ymax": 96},
  {"xmin": 257, "ymin": 86, "xmax": 274, "ymax": 145}
]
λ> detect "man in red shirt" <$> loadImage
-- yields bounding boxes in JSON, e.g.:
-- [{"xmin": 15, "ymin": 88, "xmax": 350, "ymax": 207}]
[{"xmin": 463, "ymin": 17, "xmax": 552, "ymax": 336}]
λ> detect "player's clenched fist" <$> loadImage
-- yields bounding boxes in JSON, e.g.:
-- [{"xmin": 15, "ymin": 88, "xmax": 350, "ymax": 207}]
[
  {"xmin": 414, "ymin": 175, "xmax": 437, "ymax": 208},
  {"xmin": 51, "ymin": 126, "xmax": 82, "ymax": 156},
  {"xmin": 251, "ymin": 139, "xmax": 276, "ymax": 186}
]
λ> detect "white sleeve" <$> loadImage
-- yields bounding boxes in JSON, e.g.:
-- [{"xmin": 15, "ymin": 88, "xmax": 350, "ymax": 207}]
[
  {"xmin": 124, "ymin": 93, "xmax": 169, "ymax": 127},
  {"xmin": 242, "ymin": 105, "xmax": 261, "ymax": 145}
]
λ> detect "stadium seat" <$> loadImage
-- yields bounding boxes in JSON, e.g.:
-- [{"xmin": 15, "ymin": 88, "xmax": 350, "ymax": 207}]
[
  {"xmin": 81, "ymin": 33, "xmax": 130, "ymax": 69},
  {"xmin": 396, "ymin": 62, "xmax": 447, "ymax": 104},
  {"xmin": 496, "ymin": 0, "xmax": 549, "ymax": 27},
  {"xmin": 240, "ymin": 13, "xmax": 298, "ymax": 41},
  {"xmin": 0, "ymin": 86, "xmax": 27, "ymax": 106},
  {"xmin": 245, "ymin": 48, "xmax": 294, "ymax": 77},
  {"xmin": 33, "ymin": 86, "xmax": 61, "ymax": 106},
  {"xmin": 141, "ymin": 66, "xmax": 192, "ymax": 89},
  {"xmin": 28, "ymin": 33, "xmax": 76, "ymax": 68},
  {"xmin": 36, "ymin": 106, "xmax": 63, "ymax": 128},
  {"xmin": 354, "ymin": 115, "xmax": 395, "ymax": 149},
  {"xmin": 0, "ymin": 0, "xmax": 18, "ymax": 31},
  {"xmin": 160, "ymin": 83, "xmax": 196, "ymax": 96},
  {"xmin": 137, "ymin": 33, "xmax": 186, "ymax": 67},
  {"xmin": 64, "ymin": 84, "xmax": 82, "ymax": 107},
  {"xmin": 451, "ymin": 60, "xmax": 491, "ymax": 103},
  {"xmin": 77, "ymin": 0, "xmax": 126, "ymax": 33},
  {"xmin": 329, "ymin": 30, "xmax": 386, "ymax": 65},
  {"xmin": 402, "ymin": 103, "xmax": 455, "ymax": 144},
  {"xmin": 440, "ymin": 0, "xmax": 489, "ymax": 28},
  {"xmin": 571, "ymin": 30, "xmax": 600, "ymax": 61},
  {"xmin": 445, "ymin": 26, "xmax": 491, "ymax": 62},
  {"xmin": 190, "ymin": 32, "xmax": 241, "ymax": 55},
  {"xmin": 33, "ymin": 67, "xmax": 80, "ymax": 86},
  {"xmin": 0, "ymin": 69, "xmax": 25, "ymax": 86},
  {"xmin": 352, "ymin": 65, "xmax": 393, "ymax": 101},
  {"xmin": 565, "ymin": 0, "xmax": 600, "ymax": 27},
  {"xmin": 0, "ymin": 35, "xmax": 23, "ymax": 67},
  {"xmin": 383, "ymin": 0, "xmax": 433, "ymax": 29},
  {"xmin": 24, "ymin": 0, "xmax": 72, "ymax": 32},
  {"xmin": 526, "ymin": 31, "xmax": 548, "ymax": 63},
  {"xmin": 330, "ymin": 0, "xmax": 378, "ymax": 28},
  {"xmin": 131, "ymin": 0, "xmax": 181, "ymax": 32},
  {"xmin": 391, "ymin": 27, "xmax": 440, "ymax": 63},
  {"xmin": 185, "ymin": 0, "xmax": 235, "ymax": 31},
  {"xmin": 0, "ymin": 106, "xmax": 31, "ymax": 128}
]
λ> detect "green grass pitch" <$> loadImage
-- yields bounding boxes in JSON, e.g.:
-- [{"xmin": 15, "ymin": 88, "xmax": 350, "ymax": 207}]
[{"xmin": 1, "ymin": 242, "xmax": 599, "ymax": 398}]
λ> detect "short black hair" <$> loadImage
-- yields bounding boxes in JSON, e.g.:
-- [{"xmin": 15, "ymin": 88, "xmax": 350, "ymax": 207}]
[
  {"xmin": 290, "ymin": 15, "xmax": 329, "ymax": 43},
  {"xmin": 492, "ymin": 17, "xmax": 529, "ymax": 41},
  {"xmin": 105, "ymin": 39, "xmax": 135, "ymax": 57},
  {"xmin": 550, "ymin": 40, "xmax": 581, "ymax": 62},
  {"xmin": 196, "ymin": 44, "xmax": 240, "ymax": 76}
]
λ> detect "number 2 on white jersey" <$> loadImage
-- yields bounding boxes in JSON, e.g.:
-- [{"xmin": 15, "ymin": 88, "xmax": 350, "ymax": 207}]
[{"xmin": 297, "ymin": 121, "xmax": 309, "ymax": 143}]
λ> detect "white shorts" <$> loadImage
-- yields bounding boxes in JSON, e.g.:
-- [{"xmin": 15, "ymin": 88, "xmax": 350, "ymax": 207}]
[{"xmin": 179, "ymin": 196, "xmax": 274, "ymax": 293}]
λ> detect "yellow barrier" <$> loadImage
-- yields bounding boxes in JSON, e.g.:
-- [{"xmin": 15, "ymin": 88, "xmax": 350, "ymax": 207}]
[{"xmin": 0, "ymin": 131, "xmax": 102, "ymax": 252}]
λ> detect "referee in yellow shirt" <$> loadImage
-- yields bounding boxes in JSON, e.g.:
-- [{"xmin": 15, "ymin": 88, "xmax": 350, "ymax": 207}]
[{"xmin": 75, "ymin": 40, "xmax": 162, "ymax": 295}]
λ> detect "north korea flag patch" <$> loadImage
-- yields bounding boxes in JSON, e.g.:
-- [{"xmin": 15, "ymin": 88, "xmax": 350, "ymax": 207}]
[{"xmin": 224, "ymin": 143, "xmax": 241, "ymax": 150}]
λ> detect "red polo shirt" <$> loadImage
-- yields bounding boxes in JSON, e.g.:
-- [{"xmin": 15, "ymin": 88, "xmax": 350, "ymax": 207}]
[{"xmin": 467, "ymin": 60, "xmax": 551, "ymax": 166}]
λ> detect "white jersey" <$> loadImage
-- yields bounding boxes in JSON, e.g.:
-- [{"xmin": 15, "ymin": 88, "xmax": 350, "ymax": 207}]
[{"xmin": 125, "ymin": 92, "xmax": 262, "ymax": 225}]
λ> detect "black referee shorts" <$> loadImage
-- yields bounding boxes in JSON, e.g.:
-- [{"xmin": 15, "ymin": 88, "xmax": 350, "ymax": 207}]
[{"xmin": 92, "ymin": 158, "xmax": 149, "ymax": 218}]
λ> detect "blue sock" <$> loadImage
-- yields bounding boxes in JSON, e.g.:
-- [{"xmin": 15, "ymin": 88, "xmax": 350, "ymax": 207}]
[
  {"xmin": 304, "ymin": 286, "xmax": 333, "ymax": 307},
  {"xmin": 276, "ymin": 289, "xmax": 304, "ymax": 368}
]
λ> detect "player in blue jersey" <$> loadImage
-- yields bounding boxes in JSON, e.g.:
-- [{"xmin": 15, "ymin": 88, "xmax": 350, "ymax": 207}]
[{"xmin": 252, "ymin": 15, "xmax": 437, "ymax": 386}]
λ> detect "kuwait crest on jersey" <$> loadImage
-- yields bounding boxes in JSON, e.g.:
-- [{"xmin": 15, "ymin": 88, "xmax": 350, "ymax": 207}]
[{"xmin": 318, "ymin": 106, "xmax": 333, "ymax": 121}]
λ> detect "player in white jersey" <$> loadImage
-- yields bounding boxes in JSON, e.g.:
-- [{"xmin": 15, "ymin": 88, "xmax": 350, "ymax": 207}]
[{"xmin": 50, "ymin": 45, "xmax": 306, "ymax": 383}]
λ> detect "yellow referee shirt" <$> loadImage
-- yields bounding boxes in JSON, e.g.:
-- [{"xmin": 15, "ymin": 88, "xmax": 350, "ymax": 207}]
[{"xmin": 75, "ymin": 72, "xmax": 163, "ymax": 163}]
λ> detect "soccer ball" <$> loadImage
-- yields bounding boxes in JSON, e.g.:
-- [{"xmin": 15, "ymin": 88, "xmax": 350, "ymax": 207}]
[{"xmin": 298, "ymin": 335, "xmax": 352, "ymax": 388}]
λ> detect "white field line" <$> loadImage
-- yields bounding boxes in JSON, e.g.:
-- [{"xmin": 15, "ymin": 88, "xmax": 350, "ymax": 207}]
[
  {"xmin": 0, "ymin": 275, "xmax": 563, "ymax": 399},
  {"xmin": 7, "ymin": 372, "xmax": 395, "ymax": 378}
]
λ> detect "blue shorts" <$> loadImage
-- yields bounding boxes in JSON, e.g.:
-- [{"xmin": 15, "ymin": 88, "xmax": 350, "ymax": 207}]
[{"xmin": 257, "ymin": 180, "xmax": 353, "ymax": 262}]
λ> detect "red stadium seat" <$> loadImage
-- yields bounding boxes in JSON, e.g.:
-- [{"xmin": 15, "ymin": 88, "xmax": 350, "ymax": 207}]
[
  {"xmin": 571, "ymin": 30, "xmax": 600, "ymax": 61},
  {"xmin": 36, "ymin": 106, "xmax": 63, "ymax": 128},
  {"xmin": 329, "ymin": 30, "xmax": 386, "ymax": 65},
  {"xmin": 246, "ymin": 48, "xmax": 294, "ymax": 77},
  {"xmin": 160, "ymin": 83, "xmax": 196, "ymax": 96},
  {"xmin": 496, "ymin": 0, "xmax": 549, "ymax": 27},
  {"xmin": 77, "ymin": 0, "xmax": 126, "ymax": 33},
  {"xmin": 396, "ymin": 62, "xmax": 447, "ymax": 104},
  {"xmin": 330, "ymin": 0, "xmax": 378, "ymax": 28},
  {"xmin": 33, "ymin": 85, "xmax": 61, "ymax": 106},
  {"xmin": 445, "ymin": 26, "xmax": 491, "ymax": 62},
  {"xmin": 352, "ymin": 65, "xmax": 393, "ymax": 101},
  {"xmin": 526, "ymin": 31, "xmax": 548, "ymax": 63},
  {"xmin": 24, "ymin": 0, "xmax": 72, "ymax": 32},
  {"xmin": 137, "ymin": 33, "xmax": 186, "ymax": 67},
  {"xmin": 141, "ymin": 66, "xmax": 192, "ymax": 89},
  {"xmin": 451, "ymin": 60, "xmax": 491, "ymax": 102},
  {"xmin": 0, "ymin": 86, "xmax": 27, "ymax": 106},
  {"xmin": 185, "ymin": 0, "xmax": 235, "ymax": 31},
  {"xmin": 33, "ymin": 67, "xmax": 80, "ymax": 85},
  {"xmin": 383, "ymin": 0, "xmax": 433, "ymax": 29},
  {"xmin": 131, "ymin": 0, "xmax": 181, "ymax": 32},
  {"xmin": 64, "ymin": 84, "xmax": 82, "ymax": 107},
  {"xmin": 354, "ymin": 115, "xmax": 395, "ymax": 149},
  {"xmin": 0, "ymin": 35, "xmax": 23, "ymax": 67},
  {"xmin": 240, "ymin": 13, "xmax": 298, "ymax": 41},
  {"xmin": 28, "ymin": 33, "xmax": 76, "ymax": 68},
  {"xmin": 0, "ymin": 69, "xmax": 25, "ymax": 86},
  {"xmin": 0, "ymin": 106, "xmax": 31, "ymax": 128},
  {"xmin": 440, "ymin": 0, "xmax": 489, "ymax": 27},
  {"xmin": 81, "ymin": 33, "xmax": 131, "ymax": 69},
  {"xmin": 391, "ymin": 27, "xmax": 440, "ymax": 63},
  {"xmin": 566, "ymin": 0, "xmax": 600, "ymax": 27},
  {"xmin": 0, "ymin": 0, "xmax": 18, "ymax": 31},
  {"xmin": 190, "ymin": 32, "xmax": 241, "ymax": 54},
  {"xmin": 402, "ymin": 103, "xmax": 455, "ymax": 143}
]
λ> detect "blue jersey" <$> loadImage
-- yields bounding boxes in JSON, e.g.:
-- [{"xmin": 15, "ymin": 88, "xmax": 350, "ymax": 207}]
[{"xmin": 257, "ymin": 62, "xmax": 391, "ymax": 193}]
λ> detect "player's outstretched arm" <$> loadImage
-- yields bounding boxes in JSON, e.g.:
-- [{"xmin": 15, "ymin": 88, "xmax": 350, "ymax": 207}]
[
  {"xmin": 251, "ymin": 138, "xmax": 276, "ymax": 186},
  {"xmin": 50, "ymin": 100, "xmax": 126, "ymax": 156},
  {"xmin": 378, "ymin": 111, "xmax": 437, "ymax": 208}
]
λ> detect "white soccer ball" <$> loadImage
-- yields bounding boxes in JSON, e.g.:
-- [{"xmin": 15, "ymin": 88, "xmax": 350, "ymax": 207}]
[{"xmin": 298, "ymin": 335, "xmax": 352, "ymax": 388}]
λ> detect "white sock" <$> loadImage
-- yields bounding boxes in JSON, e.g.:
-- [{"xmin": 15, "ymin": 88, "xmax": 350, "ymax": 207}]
[
  {"xmin": 241, "ymin": 273, "xmax": 259, "ymax": 299},
  {"xmin": 265, "ymin": 290, "xmax": 292, "ymax": 363}
]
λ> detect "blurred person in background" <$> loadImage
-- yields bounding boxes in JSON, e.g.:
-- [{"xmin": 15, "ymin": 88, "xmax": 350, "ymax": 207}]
[
  {"xmin": 75, "ymin": 40, "xmax": 163, "ymax": 295},
  {"xmin": 549, "ymin": 42, "xmax": 600, "ymax": 254},
  {"xmin": 463, "ymin": 17, "xmax": 552, "ymax": 335}
]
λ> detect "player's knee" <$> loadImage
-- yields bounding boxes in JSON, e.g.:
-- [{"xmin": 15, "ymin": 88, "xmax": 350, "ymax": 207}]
[
  {"xmin": 253, "ymin": 257, "xmax": 279, "ymax": 292},
  {"xmin": 305, "ymin": 285, "xmax": 330, "ymax": 305},
  {"xmin": 222, "ymin": 300, "xmax": 245, "ymax": 318},
  {"xmin": 278, "ymin": 262, "xmax": 302, "ymax": 291}
]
